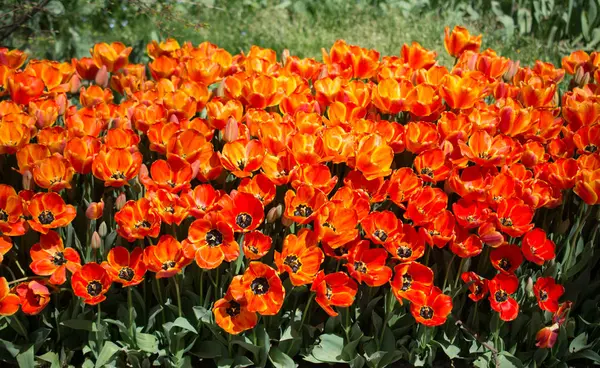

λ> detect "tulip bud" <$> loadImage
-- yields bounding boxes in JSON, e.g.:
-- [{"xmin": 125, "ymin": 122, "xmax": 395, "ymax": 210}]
[
  {"xmin": 55, "ymin": 93, "xmax": 67, "ymax": 116},
  {"xmin": 98, "ymin": 221, "xmax": 108, "ymax": 237},
  {"xmin": 69, "ymin": 74, "xmax": 81, "ymax": 94},
  {"xmin": 86, "ymin": 201, "xmax": 104, "ymax": 220},
  {"xmin": 266, "ymin": 204, "xmax": 283, "ymax": 223},
  {"xmin": 581, "ymin": 72, "xmax": 591, "ymax": 87},
  {"xmin": 95, "ymin": 65, "xmax": 109, "ymax": 88},
  {"xmin": 22, "ymin": 170, "xmax": 34, "ymax": 190},
  {"xmin": 223, "ymin": 117, "xmax": 239, "ymax": 143},
  {"xmin": 91, "ymin": 231, "xmax": 102, "ymax": 250},
  {"xmin": 536, "ymin": 324, "xmax": 559, "ymax": 349},
  {"xmin": 503, "ymin": 60, "xmax": 519, "ymax": 82},
  {"xmin": 282, "ymin": 49, "xmax": 290, "ymax": 65},
  {"xmin": 115, "ymin": 192, "xmax": 127, "ymax": 211},
  {"xmin": 525, "ymin": 276, "xmax": 534, "ymax": 298},
  {"xmin": 281, "ymin": 215, "xmax": 293, "ymax": 227},
  {"xmin": 574, "ymin": 65, "xmax": 585, "ymax": 85}
]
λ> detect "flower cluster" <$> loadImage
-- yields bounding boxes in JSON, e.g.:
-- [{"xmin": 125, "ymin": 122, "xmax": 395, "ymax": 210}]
[{"xmin": 0, "ymin": 26, "xmax": 598, "ymax": 365}]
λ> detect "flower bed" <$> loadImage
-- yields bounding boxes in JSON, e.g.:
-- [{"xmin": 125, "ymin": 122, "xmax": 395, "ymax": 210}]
[{"xmin": 0, "ymin": 26, "xmax": 599, "ymax": 367}]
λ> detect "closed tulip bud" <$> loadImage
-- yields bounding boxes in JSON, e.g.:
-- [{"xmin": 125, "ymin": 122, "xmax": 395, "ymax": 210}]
[
  {"xmin": 22, "ymin": 170, "xmax": 33, "ymax": 190},
  {"xmin": 55, "ymin": 93, "xmax": 67, "ymax": 116},
  {"xmin": 86, "ymin": 201, "xmax": 104, "ymax": 220},
  {"xmin": 91, "ymin": 231, "xmax": 102, "ymax": 250},
  {"xmin": 581, "ymin": 72, "xmax": 591, "ymax": 87},
  {"xmin": 526, "ymin": 276, "xmax": 534, "ymax": 298},
  {"xmin": 95, "ymin": 65, "xmax": 109, "ymax": 87},
  {"xmin": 503, "ymin": 60, "xmax": 519, "ymax": 82},
  {"xmin": 536, "ymin": 324, "xmax": 559, "ymax": 348},
  {"xmin": 574, "ymin": 65, "xmax": 585, "ymax": 85},
  {"xmin": 98, "ymin": 221, "xmax": 108, "ymax": 237},
  {"xmin": 223, "ymin": 117, "xmax": 239, "ymax": 142},
  {"xmin": 281, "ymin": 215, "xmax": 293, "ymax": 227},
  {"xmin": 115, "ymin": 192, "xmax": 127, "ymax": 210},
  {"xmin": 266, "ymin": 204, "xmax": 283, "ymax": 223},
  {"xmin": 69, "ymin": 74, "xmax": 81, "ymax": 94}
]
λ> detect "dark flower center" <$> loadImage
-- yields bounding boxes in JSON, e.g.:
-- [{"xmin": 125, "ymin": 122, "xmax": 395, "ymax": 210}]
[
  {"xmin": 110, "ymin": 171, "xmax": 126, "ymax": 180},
  {"xmin": 248, "ymin": 245, "xmax": 259, "ymax": 254},
  {"xmin": 87, "ymin": 281, "xmax": 103, "ymax": 297},
  {"xmin": 478, "ymin": 152, "xmax": 491, "ymax": 160},
  {"xmin": 323, "ymin": 222, "xmax": 336, "ymax": 232},
  {"xmin": 473, "ymin": 284, "xmax": 482, "ymax": 295},
  {"xmin": 162, "ymin": 260, "xmax": 176, "ymax": 270},
  {"xmin": 135, "ymin": 220, "xmax": 151, "ymax": 229},
  {"xmin": 118, "ymin": 267, "xmax": 135, "ymax": 281},
  {"xmin": 419, "ymin": 306, "xmax": 434, "ymax": 319},
  {"xmin": 354, "ymin": 261, "xmax": 367, "ymax": 273},
  {"xmin": 0, "ymin": 209, "xmax": 8, "ymax": 222},
  {"xmin": 495, "ymin": 290, "xmax": 508, "ymax": 303},
  {"xmin": 250, "ymin": 277, "xmax": 270, "ymax": 295},
  {"xmin": 293, "ymin": 204, "xmax": 313, "ymax": 218},
  {"xmin": 206, "ymin": 229, "xmax": 223, "ymax": 247},
  {"xmin": 498, "ymin": 258, "xmax": 512, "ymax": 271},
  {"xmin": 167, "ymin": 180, "xmax": 176, "ymax": 188},
  {"xmin": 226, "ymin": 300, "xmax": 241, "ymax": 317},
  {"xmin": 51, "ymin": 252, "xmax": 66, "ymax": 266},
  {"xmin": 235, "ymin": 213, "xmax": 252, "ymax": 229},
  {"xmin": 334, "ymin": 247, "xmax": 348, "ymax": 257},
  {"xmin": 539, "ymin": 290, "xmax": 548, "ymax": 302},
  {"xmin": 283, "ymin": 255, "xmax": 302, "ymax": 273},
  {"xmin": 499, "ymin": 217, "xmax": 513, "ymax": 227},
  {"xmin": 38, "ymin": 210, "xmax": 55, "ymax": 225},
  {"xmin": 165, "ymin": 206, "xmax": 175, "ymax": 214},
  {"xmin": 325, "ymin": 284, "xmax": 333, "ymax": 299},
  {"xmin": 397, "ymin": 246, "xmax": 413, "ymax": 259},
  {"xmin": 585, "ymin": 144, "xmax": 598, "ymax": 153},
  {"xmin": 401, "ymin": 274, "xmax": 412, "ymax": 291},
  {"xmin": 420, "ymin": 167, "xmax": 434, "ymax": 177},
  {"xmin": 373, "ymin": 229, "xmax": 388, "ymax": 242}
]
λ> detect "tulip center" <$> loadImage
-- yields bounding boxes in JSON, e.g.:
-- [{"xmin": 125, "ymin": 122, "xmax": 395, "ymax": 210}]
[
  {"xmin": 165, "ymin": 206, "xmax": 175, "ymax": 214},
  {"xmin": 119, "ymin": 267, "xmax": 135, "ymax": 281},
  {"xmin": 110, "ymin": 171, "xmax": 126, "ymax": 180},
  {"xmin": 373, "ymin": 229, "xmax": 388, "ymax": 242},
  {"xmin": 334, "ymin": 247, "xmax": 348, "ymax": 257},
  {"xmin": 499, "ymin": 217, "xmax": 513, "ymax": 227},
  {"xmin": 585, "ymin": 144, "xmax": 597, "ymax": 153},
  {"xmin": 293, "ymin": 204, "xmax": 313, "ymax": 218},
  {"xmin": 539, "ymin": 290, "xmax": 548, "ymax": 301},
  {"xmin": 466, "ymin": 215, "xmax": 475, "ymax": 223},
  {"xmin": 226, "ymin": 300, "xmax": 241, "ymax": 317},
  {"xmin": 478, "ymin": 152, "xmax": 491, "ymax": 160},
  {"xmin": 419, "ymin": 306, "xmax": 434, "ymax": 319},
  {"xmin": 498, "ymin": 258, "xmax": 511, "ymax": 271},
  {"xmin": 87, "ymin": 280, "xmax": 103, "ymax": 297},
  {"xmin": 494, "ymin": 290, "xmax": 508, "ymax": 302},
  {"xmin": 162, "ymin": 260, "xmax": 176, "ymax": 270},
  {"xmin": 401, "ymin": 274, "xmax": 412, "ymax": 291},
  {"xmin": 167, "ymin": 180, "xmax": 176, "ymax": 188},
  {"xmin": 353, "ymin": 261, "xmax": 368, "ymax": 273},
  {"xmin": 473, "ymin": 284, "xmax": 482, "ymax": 295},
  {"xmin": 235, "ymin": 213, "xmax": 252, "ymax": 229},
  {"xmin": 323, "ymin": 222, "xmax": 336, "ymax": 232},
  {"xmin": 38, "ymin": 210, "xmax": 55, "ymax": 225},
  {"xmin": 397, "ymin": 246, "xmax": 413, "ymax": 259},
  {"xmin": 0, "ymin": 209, "xmax": 8, "ymax": 222},
  {"xmin": 325, "ymin": 284, "xmax": 333, "ymax": 299},
  {"xmin": 52, "ymin": 252, "xmax": 66, "ymax": 266},
  {"xmin": 420, "ymin": 167, "xmax": 434, "ymax": 177},
  {"xmin": 250, "ymin": 277, "xmax": 270, "ymax": 295},
  {"xmin": 135, "ymin": 220, "xmax": 151, "ymax": 229},
  {"xmin": 283, "ymin": 255, "xmax": 302, "ymax": 273},
  {"xmin": 206, "ymin": 229, "xmax": 223, "ymax": 247}
]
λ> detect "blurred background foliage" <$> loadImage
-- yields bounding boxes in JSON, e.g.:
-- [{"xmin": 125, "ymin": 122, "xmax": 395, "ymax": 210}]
[{"xmin": 3, "ymin": 0, "xmax": 597, "ymax": 67}]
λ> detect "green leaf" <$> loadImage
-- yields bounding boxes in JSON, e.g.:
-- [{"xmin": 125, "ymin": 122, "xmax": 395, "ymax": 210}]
[
  {"xmin": 95, "ymin": 341, "xmax": 121, "ymax": 368},
  {"xmin": 61, "ymin": 319, "xmax": 95, "ymax": 331},
  {"xmin": 268, "ymin": 347, "xmax": 295, "ymax": 368},
  {"xmin": 136, "ymin": 333, "xmax": 158, "ymax": 353},
  {"xmin": 191, "ymin": 340, "xmax": 224, "ymax": 359},
  {"xmin": 9, "ymin": 316, "xmax": 28, "ymax": 338},
  {"xmin": 16, "ymin": 345, "xmax": 34, "ymax": 368},
  {"xmin": 233, "ymin": 355, "xmax": 254, "ymax": 368},
  {"xmin": 172, "ymin": 317, "xmax": 197, "ymax": 334},
  {"xmin": 499, "ymin": 352, "xmax": 524, "ymax": 368},
  {"xmin": 567, "ymin": 349, "xmax": 600, "ymax": 364},
  {"xmin": 37, "ymin": 351, "xmax": 60, "ymax": 368},
  {"xmin": 569, "ymin": 332, "xmax": 590, "ymax": 353},
  {"xmin": 45, "ymin": 1, "xmax": 66, "ymax": 16},
  {"xmin": 309, "ymin": 334, "xmax": 345, "ymax": 363}
]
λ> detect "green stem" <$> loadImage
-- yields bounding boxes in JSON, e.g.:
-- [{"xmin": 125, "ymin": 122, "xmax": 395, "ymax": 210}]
[
  {"xmin": 563, "ymin": 204, "xmax": 592, "ymax": 280},
  {"xmin": 155, "ymin": 278, "xmax": 166, "ymax": 325},
  {"xmin": 97, "ymin": 303, "xmax": 102, "ymax": 354},
  {"xmin": 442, "ymin": 254, "xmax": 456, "ymax": 291},
  {"xmin": 454, "ymin": 257, "xmax": 467, "ymax": 290},
  {"xmin": 175, "ymin": 274, "xmax": 183, "ymax": 318},
  {"xmin": 199, "ymin": 268, "xmax": 204, "ymax": 306},
  {"xmin": 127, "ymin": 286, "xmax": 136, "ymax": 347}
]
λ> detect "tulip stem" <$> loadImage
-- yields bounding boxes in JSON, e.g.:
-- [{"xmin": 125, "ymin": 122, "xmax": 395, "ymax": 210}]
[
  {"xmin": 562, "ymin": 204, "xmax": 591, "ymax": 281},
  {"xmin": 199, "ymin": 269, "xmax": 204, "ymax": 306},
  {"xmin": 175, "ymin": 274, "xmax": 183, "ymax": 318},
  {"xmin": 97, "ymin": 303, "xmax": 102, "ymax": 353},
  {"xmin": 155, "ymin": 278, "xmax": 166, "ymax": 325},
  {"xmin": 442, "ymin": 254, "xmax": 456, "ymax": 291},
  {"xmin": 454, "ymin": 257, "xmax": 467, "ymax": 290},
  {"xmin": 7, "ymin": 276, "xmax": 44, "ymax": 285},
  {"xmin": 127, "ymin": 286, "xmax": 136, "ymax": 348}
]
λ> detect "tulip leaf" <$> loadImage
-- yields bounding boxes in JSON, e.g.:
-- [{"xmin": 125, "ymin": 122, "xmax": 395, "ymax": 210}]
[
  {"xmin": 567, "ymin": 349, "xmax": 600, "ymax": 364},
  {"xmin": 16, "ymin": 344, "xmax": 34, "ymax": 368},
  {"xmin": 61, "ymin": 319, "xmax": 95, "ymax": 332},
  {"xmin": 268, "ymin": 347, "xmax": 295, "ymax": 368},
  {"xmin": 95, "ymin": 341, "xmax": 120, "ymax": 368},
  {"xmin": 172, "ymin": 317, "xmax": 198, "ymax": 334},
  {"xmin": 308, "ymin": 334, "xmax": 345, "ymax": 363},
  {"xmin": 568, "ymin": 332, "xmax": 590, "ymax": 353},
  {"xmin": 136, "ymin": 333, "xmax": 159, "ymax": 353}
]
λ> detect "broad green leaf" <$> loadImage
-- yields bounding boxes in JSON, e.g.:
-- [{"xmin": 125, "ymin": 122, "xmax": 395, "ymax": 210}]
[
  {"xmin": 310, "ymin": 334, "xmax": 345, "ymax": 363},
  {"xmin": 45, "ymin": 1, "xmax": 66, "ymax": 16},
  {"xmin": 61, "ymin": 319, "xmax": 95, "ymax": 331},
  {"xmin": 9, "ymin": 316, "xmax": 28, "ymax": 338},
  {"xmin": 499, "ymin": 352, "xmax": 524, "ymax": 368},
  {"xmin": 16, "ymin": 345, "xmax": 34, "ymax": 368},
  {"xmin": 191, "ymin": 340, "xmax": 224, "ymax": 359},
  {"xmin": 567, "ymin": 349, "xmax": 600, "ymax": 364},
  {"xmin": 95, "ymin": 341, "xmax": 120, "ymax": 368},
  {"xmin": 233, "ymin": 355, "xmax": 254, "ymax": 368},
  {"xmin": 136, "ymin": 333, "xmax": 158, "ymax": 353},
  {"xmin": 37, "ymin": 351, "xmax": 60, "ymax": 368},
  {"xmin": 568, "ymin": 332, "xmax": 589, "ymax": 353},
  {"xmin": 172, "ymin": 317, "xmax": 198, "ymax": 334},
  {"xmin": 268, "ymin": 347, "xmax": 295, "ymax": 368}
]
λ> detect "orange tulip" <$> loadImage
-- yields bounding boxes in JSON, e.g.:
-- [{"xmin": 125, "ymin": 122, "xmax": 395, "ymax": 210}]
[
  {"xmin": 32, "ymin": 154, "xmax": 75, "ymax": 192},
  {"xmin": 444, "ymin": 26, "xmax": 482, "ymax": 57},
  {"xmin": 92, "ymin": 147, "xmax": 143, "ymax": 187},
  {"xmin": 275, "ymin": 229, "xmax": 324, "ymax": 286},
  {"xmin": 115, "ymin": 198, "xmax": 161, "ymax": 241},
  {"xmin": 27, "ymin": 192, "xmax": 76, "ymax": 234},
  {"xmin": 91, "ymin": 42, "xmax": 132, "ymax": 72}
]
